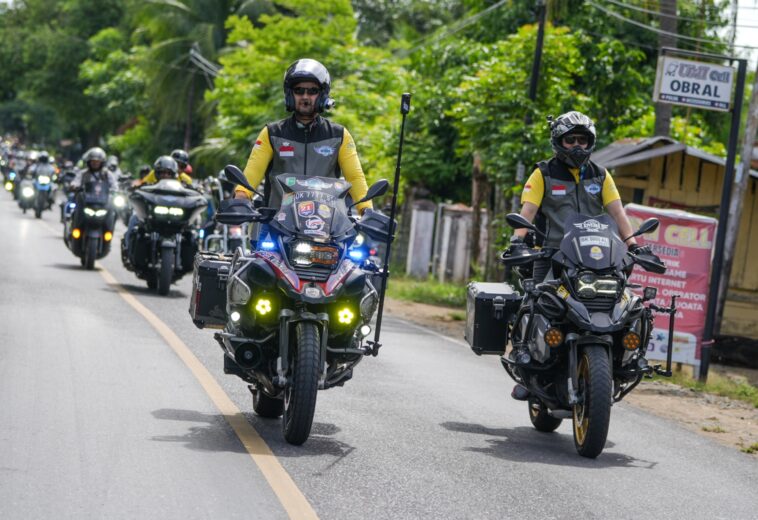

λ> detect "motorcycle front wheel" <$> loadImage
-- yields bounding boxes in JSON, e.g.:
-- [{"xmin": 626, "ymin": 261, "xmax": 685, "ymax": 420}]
[
  {"xmin": 157, "ymin": 245, "xmax": 174, "ymax": 295},
  {"xmin": 83, "ymin": 238, "xmax": 97, "ymax": 270},
  {"xmin": 573, "ymin": 345, "xmax": 612, "ymax": 458},
  {"xmin": 282, "ymin": 321, "xmax": 320, "ymax": 445}
]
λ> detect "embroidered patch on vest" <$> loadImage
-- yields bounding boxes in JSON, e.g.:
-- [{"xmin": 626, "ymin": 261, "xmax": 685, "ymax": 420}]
[
  {"xmin": 279, "ymin": 142, "xmax": 294, "ymax": 157},
  {"xmin": 551, "ymin": 184, "xmax": 567, "ymax": 196},
  {"xmin": 313, "ymin": 145, "xmax": 335, "ymax": 157},
  {"xmin": 585, "ymin": 183, "xmax": 601, "ymax": 195}
]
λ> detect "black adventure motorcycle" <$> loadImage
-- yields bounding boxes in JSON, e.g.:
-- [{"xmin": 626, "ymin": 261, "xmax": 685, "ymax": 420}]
[
  {"xmin": 190, "ymin": 166, "xmax": 393, "ymax": 445},
  {"xmin": 63, "ymin": 179, "xmax": 115, "ymax": 270},
  {"xmin": 122, "ymin": 178, "xmax": 207, "ymax": 295},
  {"xmin": 466, "ymin": 212, "xmax": 675, "ymax": 458}
]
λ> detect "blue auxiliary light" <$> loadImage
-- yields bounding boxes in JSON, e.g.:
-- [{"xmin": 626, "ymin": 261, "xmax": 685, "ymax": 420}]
[
  {"xmin": 198, "ymin": 228, "xmax": 205, "ymax": 239},
  {"xmin": 348, "ymin": 249, "xmax": 366, "ymax": 261},
  {"xmin": 260, "ymin": 240, "xmax": 276, "ymax": 251}
]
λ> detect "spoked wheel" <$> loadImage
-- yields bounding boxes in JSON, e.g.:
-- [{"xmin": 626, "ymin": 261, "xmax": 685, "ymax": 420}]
[
  {"xmin": 573, "ymin": 345, "xmax": 612, "ymax": 458},
  {"xmin": 528, "ymin": 397, "xmax": 563, "ymax": 433},
  {"xmin": 282, "ymin": 322, "xmax": 320, "ymax": 445},
  {"xmin": 156, "ymin": 246, "xmax": 174, "ymax": 295},
  {"xmin": 252, "ymin": 387, "xmax": 284, "ymax": 418},
  {"xmin": 83, "ymin": 238, "xmax": 97, "ymax": 270}
]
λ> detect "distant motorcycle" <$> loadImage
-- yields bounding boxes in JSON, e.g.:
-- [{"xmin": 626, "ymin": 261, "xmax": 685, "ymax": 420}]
[
  {"xmin": 17, "ymin": 176, "xmax": 35, "ymax": 214},
  {"xmin": 32, "ymin": 164, "xmax": 57, "ymax": 219},
  {"xmin": 121, "ymin": 179, "xmax": 207, "ymax": 295},
  {"xmin": 63, "ymin": 179, "xmax": 115, "ymax": 269}
]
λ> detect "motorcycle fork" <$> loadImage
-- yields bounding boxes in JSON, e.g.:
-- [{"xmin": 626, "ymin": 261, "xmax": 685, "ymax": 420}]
[{"xmin": 567, "ymin": 341, "xmax": 579, "ymax": 405}]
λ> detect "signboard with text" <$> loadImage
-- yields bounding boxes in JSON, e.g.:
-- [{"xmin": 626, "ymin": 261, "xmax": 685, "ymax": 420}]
[
  {"xmin": 653, "ymin": 55, "xmax": 735, "ymax": 112},
  {"xmin": 625, "ymin": 204, "xmax": 717, "ymax": 368}
]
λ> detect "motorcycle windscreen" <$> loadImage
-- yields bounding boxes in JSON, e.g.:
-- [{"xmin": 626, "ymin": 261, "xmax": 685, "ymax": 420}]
[
  {"xmin": 559, "ymin": 213, "xmax": 626, "ymax": 271},
  {"xmin": 139, "ymin": 179, "xmax": 207, "ymax": 209},
  {"xmin": 83, "ymin": 180, "xmax": 110, "ymax": 206},
  {"xmin": 269, "ymin": 174, "xmax": 354, "ymax": 241}
]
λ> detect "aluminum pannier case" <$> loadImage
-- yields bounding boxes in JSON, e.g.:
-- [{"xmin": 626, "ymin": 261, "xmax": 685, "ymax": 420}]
[
  {"xmin": 189, "ymin": 252, "xmax": 231, "ymax": 329},
  {"xmin": 465, "ymin": 282, "xmax": 522, "ymax": 355}
]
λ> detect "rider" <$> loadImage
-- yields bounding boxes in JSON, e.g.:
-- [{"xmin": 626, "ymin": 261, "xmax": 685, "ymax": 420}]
[
  {"xmin": 69, "ymin": 147, "xmax": 118, "ymax": 231},
  {"xmin": 171, "ymin": 149, "xmax": 193, "ymax": 177},
  {"xmin": 232, "ymin": 58, "xmax": 373, "ymax": 217},
  {"xmin": 133, "ymin": 153, "xmax": 193, "ymax": 187},
  {"xmin": 506, "ymin": 111, "xmax": 650, "ymax": 366}
]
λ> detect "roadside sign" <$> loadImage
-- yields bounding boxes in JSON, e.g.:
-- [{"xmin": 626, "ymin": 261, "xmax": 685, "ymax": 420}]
[{"xmin": 654, "ymin": 55, "xmax": 735, "ymax": 112}]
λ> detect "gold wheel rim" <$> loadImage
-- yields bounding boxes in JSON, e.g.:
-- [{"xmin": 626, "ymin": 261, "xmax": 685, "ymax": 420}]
[{"xmin": 573, "ymin": 354, "xmax": 590, "ymax": 445}]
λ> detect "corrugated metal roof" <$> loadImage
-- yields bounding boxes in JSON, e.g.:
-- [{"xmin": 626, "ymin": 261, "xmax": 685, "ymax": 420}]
[{"xmin": 593, "ymin": 137, "xmax": 758, "ymax": 179}]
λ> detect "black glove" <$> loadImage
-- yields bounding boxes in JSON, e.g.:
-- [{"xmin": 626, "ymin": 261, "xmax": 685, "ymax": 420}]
[
  {"xmin": 628, "ymin": 243, "xmax": 652, "ymax": 255},
  {"xmin": 505, "ymin": 236, "xmax": 528, "ymax": 256}
]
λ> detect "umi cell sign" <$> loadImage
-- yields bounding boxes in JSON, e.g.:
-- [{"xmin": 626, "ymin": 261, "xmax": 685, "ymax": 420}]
[{"xmin": 654, "ymin": 55, "xmax": 735, "ymax": 112}]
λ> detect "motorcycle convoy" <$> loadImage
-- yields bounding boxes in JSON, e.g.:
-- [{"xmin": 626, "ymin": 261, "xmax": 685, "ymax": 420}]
[{"xmin": 3, "ymin": 95, "xmax": 677, "ymax": 458}]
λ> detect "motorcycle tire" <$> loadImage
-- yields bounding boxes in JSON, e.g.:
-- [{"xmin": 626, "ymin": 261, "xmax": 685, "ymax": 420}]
[
  {"xmin": 282, "ymin": 321, "xmax": 320, "ymax": 445},
  {"xmin": 528, "ymin": 397, "xmax": 562, "ymax": 433},
  {"xmin": 157, "ymin": 246, "xmax": 174, "ymax": 295},
  {"xmin": 34, "ymin": 208, "xmax": 41, "ymax": 219},
  {"xmin": 146, "ymin": 276, "xmax": 157, "ymax": 290},
  {"xmin": 84, "ymin": 238, "xmax": 97, "ymax": 270},
  {"xmin": 252, "ymin": 388, "xmax": 284, "ymax": 418},
  {"xmin": 573, "ymin": 345, "xmax": 612, "ymax": 458},
  {"xmin": 22, "ymin": 206, "xmax": 26, "ymax": 214}
]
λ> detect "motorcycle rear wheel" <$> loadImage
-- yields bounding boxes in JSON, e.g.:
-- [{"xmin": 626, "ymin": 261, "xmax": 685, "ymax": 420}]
[
  {"xmin": 528, "ymin": 397, "xmax": 563, "ymax": 433},
  {"xmin": 573, "ymin": 346, "xmax": 612, "ymax": 458},
  {"xmin": 84, "ymin": 238, "xmax": 97, "ymax": 270},
  {"xmin": 282, "ymin": 321, "xmax": 320, "ymax": 445},
  {"xmin": 253, "ymin": 387, "xmax": 284, "ymax": 418},
  {"xmin": 157, "ymin": 246, "xmax": 174, "ymax": 295}
]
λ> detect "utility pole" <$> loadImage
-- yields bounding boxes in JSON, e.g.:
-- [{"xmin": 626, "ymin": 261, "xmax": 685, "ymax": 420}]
[
  {"xmin": 512, "ymin": 0, "xmax": 547, "ymax": 212},
  {"xmin": 715, "ymin": 61, "xmax": 758, "ymax": 336},
  {"xmin": 700, "ymin": 57, "xmax": 748, "ymax": 382}
]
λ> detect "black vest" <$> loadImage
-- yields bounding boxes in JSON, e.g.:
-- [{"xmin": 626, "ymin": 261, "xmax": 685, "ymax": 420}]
[{"xmin": 535, "ymin": 158, "xmax": 606, "ymax": 248}]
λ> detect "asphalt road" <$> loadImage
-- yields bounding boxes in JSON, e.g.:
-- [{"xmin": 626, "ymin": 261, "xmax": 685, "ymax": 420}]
[{"xmin": 1, "ymin": 194, "xmax": 756, "ymax": 520}]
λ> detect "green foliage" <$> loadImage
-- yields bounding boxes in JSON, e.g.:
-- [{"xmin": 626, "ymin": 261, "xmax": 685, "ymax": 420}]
[
  {"xmin": 386, "ymin": 275, "xmax": 467, "ymax": 308},
  {"xmin": 206, "ymin": 0, "xmax": 409, "ymax": 182},
  {"xmin": 654, "ymin": 371, "xmax": 758, "ymax": 408},
  {"xmin": 614, "ymin": 111, "xmax": 728, "ymax": 156}
]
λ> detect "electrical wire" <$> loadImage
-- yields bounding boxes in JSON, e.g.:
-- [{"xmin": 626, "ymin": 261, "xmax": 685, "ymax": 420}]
[
  {"xmin": 603, "ymin": 0, "xmax": 758, "ymax": 28},
  {"xmin": 587, "ymin": 1, "xmax": 758, "ymax": 50}
]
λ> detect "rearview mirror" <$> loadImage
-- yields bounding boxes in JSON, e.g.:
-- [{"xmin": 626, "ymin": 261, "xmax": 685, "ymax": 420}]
[
  {"xmin": 350, "ymin": 179, "xmax": 390, "ymax": 208},
  {"xmin": 624, "ymin": 218, "xmax": 659, "ymax": 241},
  {"xmin": 223, "ymin": 164, "xmax": 263, "ymax": 197},
  {"xmin": 505, "ymin": 213, "xmax": 545, "ymax": 238}
]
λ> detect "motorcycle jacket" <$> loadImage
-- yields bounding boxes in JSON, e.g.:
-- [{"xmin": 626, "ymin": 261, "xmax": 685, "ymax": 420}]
[
  {"xmin": 522, "ymin": 158, "xmax": 620, "ymax": 248},
  {"xmin": 70, "ymin": 167, "xmax": 118, "ymax": 191},
  {"xmin": 237, "ymin": 115, "xmax": 373, "ymax": 213}
]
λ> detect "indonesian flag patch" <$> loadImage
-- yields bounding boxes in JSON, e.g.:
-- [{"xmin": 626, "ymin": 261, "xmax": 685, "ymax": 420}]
[
  {"xmin": 523, "ymin": 183, "xmax": 532, "ymax": 193},
  {"xmin": 552, "ymin": 184, "xmax": 567, "ymax": 196},
  {"xmin": 253, "ymin": 139, "xmax": 263, "ymax": 150},
  {"xmin": 278, "ymin": 143, "xmax": 295, "ymax": 157}
]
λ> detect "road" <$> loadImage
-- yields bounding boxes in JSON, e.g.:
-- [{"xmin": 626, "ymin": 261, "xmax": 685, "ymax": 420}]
[{"xmin": 1, "ymin": 194, "xmax": 756, "ymax": 520}]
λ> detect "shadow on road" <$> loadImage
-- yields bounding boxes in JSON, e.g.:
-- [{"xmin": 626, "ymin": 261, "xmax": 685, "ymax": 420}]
[
  {"xmin": 440, "ymin": 421, "xmax": 657, "ymax": 469},
  {"xmin": 150, "ymin": 408, "xmax": 248, "ymax": 454},
  {"xmin": 47, "ymin": 262, "xmax": 91, "ymax": 271},
  {"xmin": 102, "ymin": 282, "xmax": 187, "ymax": 300}
]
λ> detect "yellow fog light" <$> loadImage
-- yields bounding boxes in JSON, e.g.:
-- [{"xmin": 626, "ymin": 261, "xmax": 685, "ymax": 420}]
[
  {"xmin": 72, "ymin": 228, "xmax": 82, "ymax": 239},
  {"xmin": 255, "ymin": 299, "xmax": 272, "ymax": 315},
  {"xmin": 104, "ymin": 231, "xmax": 113, "ymax": 242},
  {"xmin": 4, "ymin": 181, "xmax": 12, "ymax": 191},
  {"xmin": 622, "ymin": 332, "xmax": 641, "ymax": 351},
  {"xmin": 545, "ymin": 327, "xmax": 564, "ymax": 348},
  {"xmin": 338, "ymin": 308, "xmax": 354, "ymax": 325}
]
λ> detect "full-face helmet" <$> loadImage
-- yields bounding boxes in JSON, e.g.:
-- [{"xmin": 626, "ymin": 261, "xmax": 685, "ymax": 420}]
[
  {"xmin": 283, "ymin": 59, "xmax": 334, "ymax": 113},
  {"xmin": 549, "ymin": 111, "xmax": 597, "ymax": 168}
]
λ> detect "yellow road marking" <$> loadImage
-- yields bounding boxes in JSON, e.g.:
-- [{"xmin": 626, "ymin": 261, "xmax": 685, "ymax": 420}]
[{"xmin": 94, "ymin": 264, "xmax": 319, "ymax": 520}]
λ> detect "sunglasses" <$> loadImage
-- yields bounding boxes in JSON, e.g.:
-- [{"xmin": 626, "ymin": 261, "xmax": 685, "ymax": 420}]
[
  {"xmin": 563, "ymin": 135, "xmax": 589, "ymax": 145},
  {"xmin": 293, "ymin": 86, "xmax": 321, "ymax": 96}
]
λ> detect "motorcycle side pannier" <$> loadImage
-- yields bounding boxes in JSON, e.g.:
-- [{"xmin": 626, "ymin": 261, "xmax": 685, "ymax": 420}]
[
  {"xmin": 465, "ymin": 282, "xmax": 522, "ymax": 355},
  {"xmin": 189, "ymin": 252, "xmax": 231, "ymax": 329}
]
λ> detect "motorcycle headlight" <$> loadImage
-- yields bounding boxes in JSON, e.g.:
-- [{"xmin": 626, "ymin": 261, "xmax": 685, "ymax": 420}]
[
  {"xmin": 22, "ymin": 186, "xmax": 35, "ymax": 198},
  {"xmin": 288, "ymin": 241, "xmax": 340, "ymax": 267},
  {"xmin": 84, "ymin": 207, "xmax": 96, "ymax": 217},
  {"xmin": 113, "ymin": 194, "xmax": 126, "ymax": 208},
  {"xmin": 574, "ymin": 272, "xmax": 621, "ymax": 299},
  {"xmin": 95, "ymin": 209, "xmax": 108, "ymax": 217},
  {"xmin": 154, "ymin": 206, "xmax": 184, "ymax": 217},
  {"xmin": 37, "ymin": 175, "xmax": 51, "ymax": 184}
]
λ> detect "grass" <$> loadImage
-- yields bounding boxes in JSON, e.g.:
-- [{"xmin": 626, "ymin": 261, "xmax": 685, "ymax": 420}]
[
  {"xmin": 740, "ymin": 442, "xmax": 758, "ymax": 454},
  {"xmin": 653, "ymin": 370, "xmax": 758, "ymax": 408},
  {"xmin": 701, "ymin": 425, "xmax": 726, "ymax": 433},
  {"xmin": 386, "ymin": 275, "xmax": 467, "ymax": 309}
]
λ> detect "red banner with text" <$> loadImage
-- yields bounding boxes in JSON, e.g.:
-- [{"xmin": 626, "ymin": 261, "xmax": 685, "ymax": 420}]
[{"xmin": 625, "ymin": 204, "xmax": 717, "ymax": 367}]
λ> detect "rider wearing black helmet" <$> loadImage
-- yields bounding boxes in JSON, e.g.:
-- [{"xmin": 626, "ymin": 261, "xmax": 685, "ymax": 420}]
[
  {"xmin": 71, "ymin": 147, "xmax": 118, "ymax": 190},
  {"xmin": 233, "ymin": 58, "xmax": 373, "ymax": 214},
  {"xmin": 170, "ymin": 149, "xmax": 192, "ymax": 176}
]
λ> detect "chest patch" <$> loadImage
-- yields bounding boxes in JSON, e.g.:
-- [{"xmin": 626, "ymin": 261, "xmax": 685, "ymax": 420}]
[
  {"xmin": 313, "ymin": 145, "xmax": 335, "ymax": 157},
  {"xmin": 278, "ymin": 142, "xmax": 295, "ymax": 157},
  {"xmin": 585, "ymin": 183, "xmax": 601, "ymax": 195},
  {"xmin": 551, "ymin": 184, "xmax": 567, "ymax": 196}
]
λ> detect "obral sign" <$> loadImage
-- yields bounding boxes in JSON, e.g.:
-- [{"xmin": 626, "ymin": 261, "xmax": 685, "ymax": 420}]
[{"xmin": 654, "ymin": 55, "xmax": 735, "ymax": 112}]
